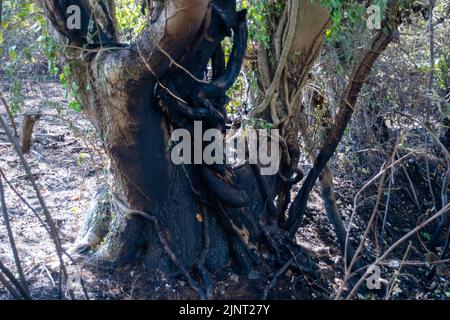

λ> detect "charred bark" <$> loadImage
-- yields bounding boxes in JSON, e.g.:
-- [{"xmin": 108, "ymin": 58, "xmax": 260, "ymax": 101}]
[{"xmin": 36, "ymin": 0, "xmax": 318, "ymax": 298}]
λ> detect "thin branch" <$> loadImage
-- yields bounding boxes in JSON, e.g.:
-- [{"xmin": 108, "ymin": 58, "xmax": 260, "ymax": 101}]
[
  {"xmin": 0, "ymin": 91, "xmax": 18, "ymax": 137},
  {"xmin": 0, "ymin": 176, "xmax": 30, "ymax": 298},
  {"xmin": 343, "ymin": 201, "xmax": 450, "ymax": 299},
  {"xmin": 0, "ymin": 270, "xmax": 21, "ymax": 299},
  {"xmin": 424, "ymin": 0, "xmax": 437, "ymax": 215},
  {"xmin": 0, "ymin": 113, "xmax": 74, "ymax": 299},
  {"xmin": 0, "ymin": 259, "xmax": 29, "ymax": 299}
]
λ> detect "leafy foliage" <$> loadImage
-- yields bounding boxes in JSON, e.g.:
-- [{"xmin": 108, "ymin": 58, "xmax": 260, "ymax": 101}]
[
  {"xmin": 115, "ymin": 0, "xmax": 146, "ymax": 42},
  {"xmin": 0, "ymin": 1, "xmax": 46, "ymax": 113}
]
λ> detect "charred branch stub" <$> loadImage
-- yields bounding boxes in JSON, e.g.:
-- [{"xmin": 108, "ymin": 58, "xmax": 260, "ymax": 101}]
[{"xmin": 20, "ymin": 111, "xmax": 41, "ymax": 154}]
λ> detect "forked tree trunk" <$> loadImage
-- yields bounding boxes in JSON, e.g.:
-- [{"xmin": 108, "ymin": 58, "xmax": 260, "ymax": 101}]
[{"xmin": 36, "ymin": 1, "xmax": 276, "ymax": 286}]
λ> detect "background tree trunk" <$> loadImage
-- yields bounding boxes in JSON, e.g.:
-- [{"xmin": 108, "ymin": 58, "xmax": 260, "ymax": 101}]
[{"xmin": 250, "ymin": 0, "xmax": 330, "ymax": 224}]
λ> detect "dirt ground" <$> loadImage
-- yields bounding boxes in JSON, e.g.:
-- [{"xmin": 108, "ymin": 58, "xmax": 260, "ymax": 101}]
[{"xmin": 0, "ymin": 80, "xmax": 449, "ymax": 300}]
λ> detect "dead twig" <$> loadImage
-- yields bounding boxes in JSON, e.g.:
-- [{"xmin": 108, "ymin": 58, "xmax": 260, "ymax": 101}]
[
  {"xmin": 345, "ymin": 201, "xmax": 450, "ymax": 299},
  {"xmin": 0, "ymin": 176, "xmax": 31, "ymax": 298},
  {"xmin": 0, "ymin": 91, "xmax": 18, "ymax": 137},
  {"xmin": 0, "ymin": 113, "xmax": 74, "ymax": 299},
  {"xmin": 0, "ymin": 259, "xmax": 29, "ymax": 299}
]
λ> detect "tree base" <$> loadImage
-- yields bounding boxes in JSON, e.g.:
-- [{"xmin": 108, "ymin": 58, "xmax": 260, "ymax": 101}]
[{"xmin": 73, "ymin": 168, "xmax": 321, "ymax": 299}]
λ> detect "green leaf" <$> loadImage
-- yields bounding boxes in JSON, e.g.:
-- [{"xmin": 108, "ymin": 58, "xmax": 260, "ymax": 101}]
[
  {"xmin": 422, "ymin": 232, "xmax": 431, "ymax": 241},
  {"xmin": 9, "ymin": 48, "xmax": 17, "ymax": 60},
  {"xmin": 68, "ymin": 100, "xmax": 82, "ymax": 112}
]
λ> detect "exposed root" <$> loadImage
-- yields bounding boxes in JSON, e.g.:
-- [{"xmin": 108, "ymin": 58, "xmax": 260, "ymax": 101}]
[
  {"xmin": 73, "ymin": 185, "xmax": 111, "ymax": 254},
  {"xmin": 111, "ymin": 192, "xmax": 209, "ymax": 299}
]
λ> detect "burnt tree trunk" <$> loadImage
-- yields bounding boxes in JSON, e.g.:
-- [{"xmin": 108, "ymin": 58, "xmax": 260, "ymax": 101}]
[{"xmin": 36, "ymin": 1, "xmax": 312, "ymax": 297}]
